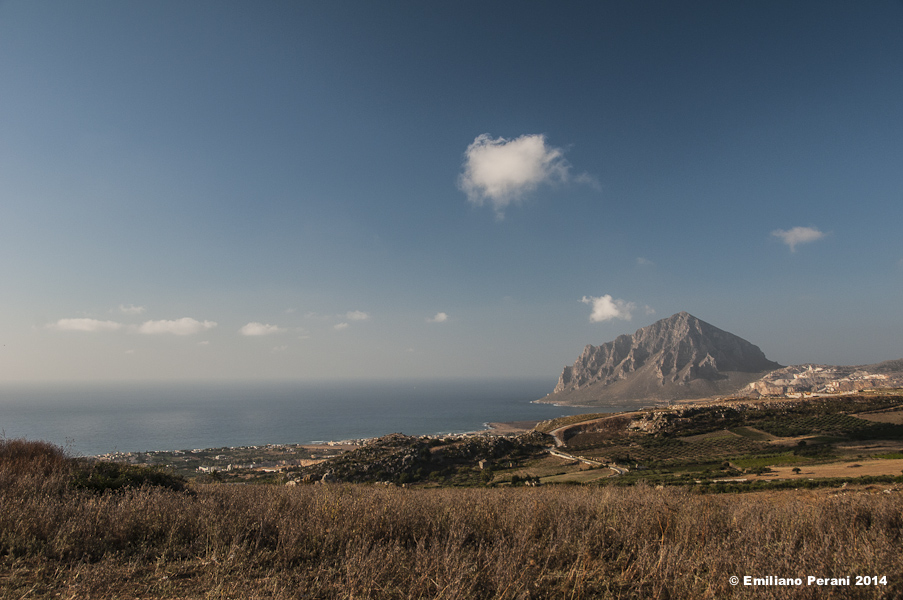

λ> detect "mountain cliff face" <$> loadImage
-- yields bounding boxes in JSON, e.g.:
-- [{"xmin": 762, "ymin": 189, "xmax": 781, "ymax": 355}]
[{"xmin": 545, "ymin": 312, "xmax": 782, "ymax": 406}]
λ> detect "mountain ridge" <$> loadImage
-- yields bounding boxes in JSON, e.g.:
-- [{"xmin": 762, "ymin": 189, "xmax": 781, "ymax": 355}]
[{"xmin": 541, "ymin": 312, "xmax": 782, "ymax": 407}]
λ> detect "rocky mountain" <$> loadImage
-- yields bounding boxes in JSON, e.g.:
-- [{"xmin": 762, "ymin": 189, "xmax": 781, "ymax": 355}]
[{"xmin": 540, "ymin": 312, "xmax": 782, "ymax": 407}]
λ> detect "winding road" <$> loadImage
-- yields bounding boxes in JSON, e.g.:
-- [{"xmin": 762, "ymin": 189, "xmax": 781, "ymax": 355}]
[{"xmin": 547, "ymin": 448, "xmax": 627, "ymax": 476}]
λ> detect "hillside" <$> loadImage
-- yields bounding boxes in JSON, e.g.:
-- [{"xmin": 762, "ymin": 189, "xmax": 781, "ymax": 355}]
[
  {"xmin": 4, "ymin": 438, "xmax": 902, "ymax": 600},
  {"xmin": 290, "ymin": 392, "xmax": 903, "ymax": 489},
  {"xmin": 742, "ymin": 361, "xmax": 903, "ymax": 396},
  {"xmin": 540, "ymin": 312, "xmax": 781, "ymax": 407}
]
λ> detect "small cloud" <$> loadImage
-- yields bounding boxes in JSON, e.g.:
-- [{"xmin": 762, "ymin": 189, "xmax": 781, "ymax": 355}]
[
  {"xmin": 458, "ymin": 133, "xmax": 577, "ymax": 218},
  {"xmin": 581, "ymin": 295, "xmax": 636, "ymax": 322},
  {"xmin": 49, "ymin": 318, "xmax": 123, "ymax": 332},
  {"xmin": 239, "ymin": 322, "xmax": 287, "ymax": 336},
  {"xmin": 198, "ymin": 340, "xmax": 210, "ymax": 346},
  {"xmin": 644, "ymin": 305, "xmax": 656, "ymax": 316},
  {"xmin": 119, "ymin": 304, "xmax": 146, "ymax": 315},
  {"xmin": 636, "ymin": 257, "xmax": 654, "ymax": 267},
  {"xmin": 334, "ymin": 322, "xmax": 349, "ymax": 330},
  {"xmin": 271, "ymin": 345, "xmax": 288, "ymax": 353},
  {"xmin": 574, "ymin": 172, "xmax": 602, "ymax": 190},
  {"xmin": 427, "ymin": 312, "xmax": 448, "ymax": 323},
  {"xmin": 772, "ymin": 226, "xmax": 826, "ymax": 252},
  {"xmin": 304, "ymin": 311, "xmax": 333, "ymax": 321},
  {"xmin": 135, "ymin": 318, "xmax": 217, "ymax": 335},
  {"xmin": 124, "ymin": 349, "xmax": 135, "ymax": 355},
  {"xmin": 345, "ymin": 310, "xmax": 370, "ymax": 321}
]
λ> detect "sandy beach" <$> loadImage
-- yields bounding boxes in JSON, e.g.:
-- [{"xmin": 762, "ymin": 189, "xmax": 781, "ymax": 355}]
[{"xmin": 483, "ymin": 420, "xmax": 541, "ymax": 434}]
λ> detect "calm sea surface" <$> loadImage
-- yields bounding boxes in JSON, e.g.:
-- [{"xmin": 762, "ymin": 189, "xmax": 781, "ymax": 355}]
[{"xmin": 0, "ymin": 379, "xmax": 598, "ymax": 456}]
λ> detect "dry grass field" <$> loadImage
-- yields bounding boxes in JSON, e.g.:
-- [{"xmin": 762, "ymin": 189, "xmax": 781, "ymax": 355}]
[
  {"xmin": 2, "ymin": 439, "xmax": 902, "ymax": 599},
  {"xmin": 857, "ymin": 409, "xmax": 903, "ymax": 425},
  {"xmin": 765, "ymin": 458, "xmax": 903, "ymax": 480}
]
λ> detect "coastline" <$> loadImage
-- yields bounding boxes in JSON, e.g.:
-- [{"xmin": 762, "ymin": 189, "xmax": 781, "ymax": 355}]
[
  {"xmin": 482, "ymin": 420, "xmax": 541, "ymax": 434},
  {"xmin": 93, "ymin": 419, "xmax": 544, "ymax": 460},
  {"xmin": 89, "ymin": 419, "xmax": 549, "ymax": 479}
]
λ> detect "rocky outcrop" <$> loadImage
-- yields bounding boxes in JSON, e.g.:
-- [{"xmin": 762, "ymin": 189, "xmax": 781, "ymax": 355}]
[
  {"xmin": 294, "ymin": 432, "xmax": 551, "ymax": 485},
  {"xmin": 543, "ymin": 312, "xmax": 782, "ymax": 407}
]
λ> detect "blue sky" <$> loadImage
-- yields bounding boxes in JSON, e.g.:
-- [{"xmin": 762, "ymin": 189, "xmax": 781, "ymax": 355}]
[{"xmin": 1, "ymin": 1, "xmax": 902, "ymax": 383}]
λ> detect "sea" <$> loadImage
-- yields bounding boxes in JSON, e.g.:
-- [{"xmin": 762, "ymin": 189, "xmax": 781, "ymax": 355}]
[{"xmin": 0, "ymin": 379, "xmax": 598, "ymax": 456}]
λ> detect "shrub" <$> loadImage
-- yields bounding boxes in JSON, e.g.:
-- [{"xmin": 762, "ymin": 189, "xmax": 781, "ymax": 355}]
[
  {"xmin": 71, "ymin": 461, "xmax": 188, "ymax": 493},
  {"xmin": 0, "ymin": 438, "xmax": 73, "ymax": 478},
  {"xmin": 0, "ymin": 438, "xmax": 74, "ymax": 495}
]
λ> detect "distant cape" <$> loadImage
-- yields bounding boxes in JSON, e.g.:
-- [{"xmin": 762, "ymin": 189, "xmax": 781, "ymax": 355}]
[{"xmin": 539, "ymin": 312, "xmax": 782, "ymax": 407}]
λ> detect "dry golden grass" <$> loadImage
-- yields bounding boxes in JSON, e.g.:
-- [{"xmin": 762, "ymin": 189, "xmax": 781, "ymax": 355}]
[
  {"xmin": 2, "ymin": 440, "xmax": 902, "ymax": 599},
  {"xmin": 766, "ymin": 458, "xmax": 903, "ymax": 479},
  {"xmin": 539, "ymin": 469, "xmax": 615, "ymax": 484},
  {"xmin": 857, "ymin": 409, "xmax": 903, "ymax": 425}
]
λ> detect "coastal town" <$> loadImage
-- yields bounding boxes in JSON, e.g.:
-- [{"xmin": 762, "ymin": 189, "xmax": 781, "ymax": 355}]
[
  {"xmin": 93, "ymin": 441, "xmax": 355, "ymax": 479},
  {"xmin": 91, "ymin": 425, "xmax": 536, "ymax": 482}
]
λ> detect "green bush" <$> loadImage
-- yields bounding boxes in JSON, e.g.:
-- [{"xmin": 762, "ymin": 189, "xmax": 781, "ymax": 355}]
[{"xmin": 72, "ymin": 461, "xmax": 188, "ymax": 493}]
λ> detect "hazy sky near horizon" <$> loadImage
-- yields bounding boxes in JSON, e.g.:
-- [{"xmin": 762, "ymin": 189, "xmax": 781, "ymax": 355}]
[{"xmin": 2, "ymin": 1, "xmax": 902, "ymax": 383}]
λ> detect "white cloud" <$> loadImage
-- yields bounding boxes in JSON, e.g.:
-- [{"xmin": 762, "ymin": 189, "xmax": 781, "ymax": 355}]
[
  {"xmin": 581, "ymin": 295, "xmax": 636, "ymax": 322},
  {"xmin": 198, "ymin": 340, "xmax": 210, "ymax": 346},
  {"xmin": 334, "ymin": 322, "xmax": 349, "ymax": 330},
  {"xmin": 458, "ymin": 133, "xmax": 572, "ymax": 218},
  {"xmin": 345, "ymin": 310, "xmax": 370, "ymax": 321},
  {"xmin": 305, "ymin": 311, "xmax": 336, "ymax": 321},
  {"xmin": 119, "ymin": 304, "xmax": 146, "ymax": 315},
  {"xmin": 239, "ymin": 322, "xmax": 287, "ymax": 336},
  {"xmin": 49, "ymin": 318, "xmax": 123, "ymax": 332},
  {"xmin": 427, "ymin": 312, "xmax": 448, "ymax": 323},
  {"xmin": 772, "ymin": 226, "xmax": 826, "ymax": 252},
  {"xmin": 636, "ymin": 257, "xmax": 654, "ymax": 266},
  {"xmin": 135, "ymin": 318, "xmax": 217, "ymax": 335}
]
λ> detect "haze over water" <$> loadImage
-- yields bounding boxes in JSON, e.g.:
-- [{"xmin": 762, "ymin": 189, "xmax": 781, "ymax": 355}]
[{"xmin": 0, "ymin": 380, "xmax": 594, "ymax": 456}]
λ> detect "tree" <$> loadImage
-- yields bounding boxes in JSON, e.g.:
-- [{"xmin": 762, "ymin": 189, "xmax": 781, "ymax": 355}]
[{"xmin": 481, "ymin": 468, "xmax": 493, "ymax": 484}]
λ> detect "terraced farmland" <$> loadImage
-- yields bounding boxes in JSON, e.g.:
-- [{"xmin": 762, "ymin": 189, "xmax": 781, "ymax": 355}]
[
  {"xmin": 757, "ymin": 414, "xmax": 903, "ymax": 440},
  {"xmin": 552, "ymin": 394, "xmax": 903, "ymax": 482},
  {"xmin": 570, "ymin": 431, "xmax": 770, "ymax": 464}
]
